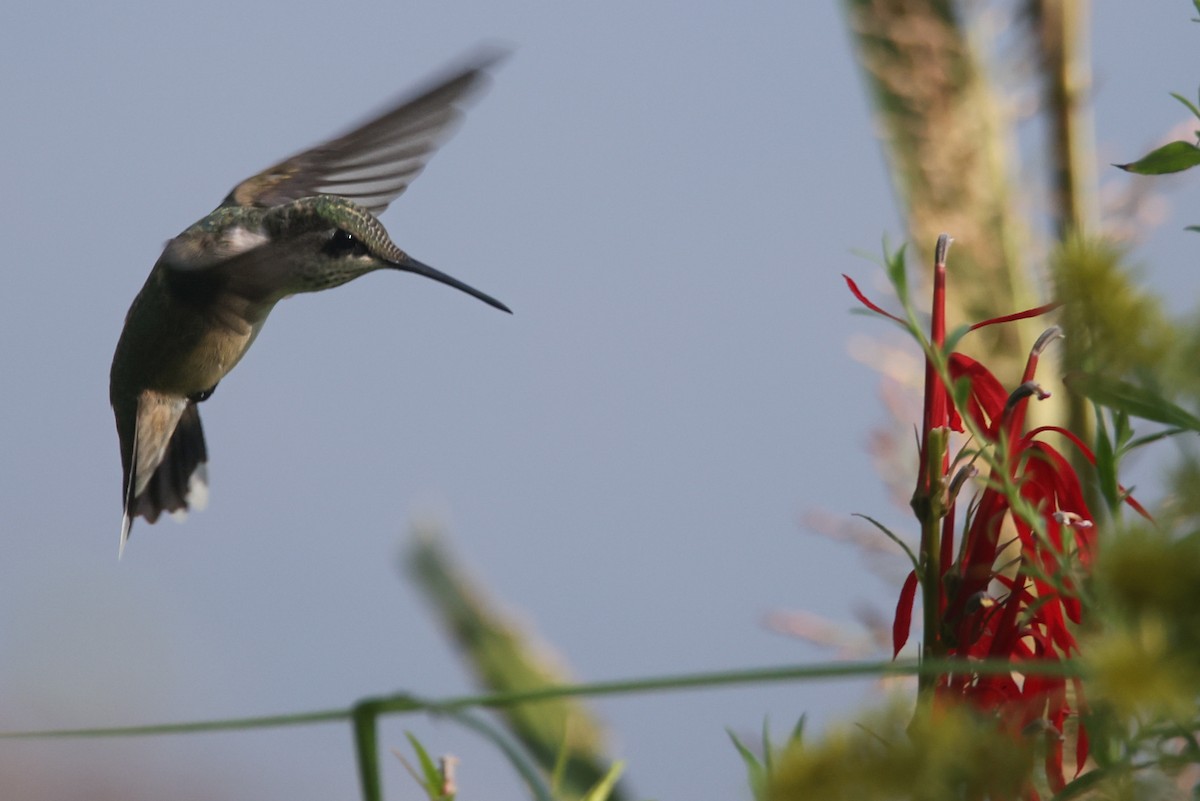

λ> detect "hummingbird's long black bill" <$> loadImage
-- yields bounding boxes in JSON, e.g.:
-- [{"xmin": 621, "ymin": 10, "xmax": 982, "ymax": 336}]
[{"xmin": 396, "ymin": 256, "xmax": 511, "ymax": 314}]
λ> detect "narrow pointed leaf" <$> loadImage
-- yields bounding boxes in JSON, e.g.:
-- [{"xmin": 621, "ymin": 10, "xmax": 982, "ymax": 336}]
[
  {"xmin": 884, "ymin": 241, "xmax": 909, "ymax": 300},
  {"xmin": 442, "ymin": 708, "xmax": 556, "ymax": 801},
  {"xmin": 1049, "ymin": 765, "xmax": 1108, "ymax": 801},
  {"xmin": 943, "ymin": 322, "xmax": 973, "ymax": 355},
  {"xmin": 727, "ymin": 729, "xmax": 765, "ymax": 794},
  {"xmin": 789, "ymin": 714, "xmax": 806, "ymax": 745},
  {"xmin": 1113, "ymin": 409, "xmax": 1134, "ymax": 449},
  {"xmin": 1092, "ymin": 412, "xmax": 1119, "ymax": 514},
  {"xmin": 761, "ymin": 717, "xmax": 773, "ymax": 777},
  {"xmin": 1170, "ymin": 91, "xmax": 1200, "ymax": 121},
  {"xmin": 1114, "ymin": 140, "xmax": 1200, "ymax": 174},
  {"xmin": 1126, "ymin": 427, "xmax": 1187, "ymax": 450},
  {"xmin": 404, "ymin": 732, "xmax": 443, "ymax": 792},
  {"xmin": 579, "ymin": 761, "xmax": 625, "ymax": 801},
  {"xmin": 549, "ymin": 725, "xmax": 571, "ymax": 794},
  {"xmin": 852, "ymin": 514, "xmax": 918, "ymax": 571},
  {"xmin": 1066, "ymin": 372, "xmax": 1200, "ymax": 431}
]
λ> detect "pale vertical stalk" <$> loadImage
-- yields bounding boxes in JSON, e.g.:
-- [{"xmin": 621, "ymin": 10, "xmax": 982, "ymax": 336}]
[
  {"xmin": 1037, "ymin": 0, "xmax": 1098, "ymax": 237},
  {"xmin": 1036, "ymin": 0, "xmax": 1099, "ymax": 492},
  {"xmin": 839, "ymin": 0, "xmax": 1038, "ymax": 378}
]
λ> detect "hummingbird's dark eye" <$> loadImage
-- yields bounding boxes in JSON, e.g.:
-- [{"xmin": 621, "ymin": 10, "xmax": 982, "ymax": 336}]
[{"xmin": 323, "ymin": 229, "xmax": 369, "ymax": 258}]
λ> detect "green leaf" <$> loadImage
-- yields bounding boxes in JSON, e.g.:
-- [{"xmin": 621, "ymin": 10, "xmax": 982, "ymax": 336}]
[
  {"xmin": 442, "ymin": 708, "xmax": 556, "ymax": 801},
  {"xmin": 405, "ymin": 732, "xmax": 444, "ymax": 794},
  {"xmin": 1114, "ymin": 140, "xmax": 1200, "ymax": 174},
  {"xmin": 1092, "ymin": 410, "xmax": 1120, "ymax": 515},
  {"xmin": 1113, "ymin": 409, "xmax": 1134, "ymax": 450},
  {"xmin": 549, "ymin": 726, "xmax": 571, "ymax": 794},
  {"xmin": 789, "ymin": 714, "xmax": 807, "ymax": 747},
  {"xmin": 579, "ymin": 761, "xmax": 625, "ymax": 801},
  {"xmin": 727, "ymin": 728, "xmax": 766, "ymax": 797},
  {"xmin": 1125, "ymin": 427, "xmax": 1188, "ymax": 451},
  {"xmin": 1049, "ymin": 765, "xmax": 1110, "ymax": 801},
  {"xmin": 1171, "ymin": 91, "xmax": 1200, "ymax": 121},
  {"xmin": 1067, "ymin": 373, "xmax": 1200, "ymax": 432},
  {"xmin": 852, "ymin": 514, "xmax": 919, "ymax": 572},
  {"xmin": 761, "ymin": 717, "xmax": 774, "ymax": 778},
  {"xmin": 943, "ymin": 322, "xmax": 973, "ymax": 355},
  {"xmin": 884, "ymin": 240, "xmax": 909, "ymax": 303}
]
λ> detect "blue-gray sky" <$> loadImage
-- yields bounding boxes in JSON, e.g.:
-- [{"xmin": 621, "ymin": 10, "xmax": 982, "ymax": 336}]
[{"xmin": 1, "ymin": 2, "xmax": 1197, "ymax": 799}]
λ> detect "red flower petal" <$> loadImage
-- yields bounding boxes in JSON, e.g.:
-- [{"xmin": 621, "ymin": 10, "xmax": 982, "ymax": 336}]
[
  {"xmin": 949, "ymin": 354, "xmax": 1008, "ymax": 435},
  {"xmin": 893, "ymin": 569, "xmax": 919, "ymax": 657},
  {"xmin": 969, "ymin": 302, "xmax": 1062, "ymax": 331},
  {"xmin": 1026, "ymin": 425, "xmax": 1153, "ymax": 521},
  {"xmin": 843, "ymin": 274, "xmax": 906, "ymax": 325}
]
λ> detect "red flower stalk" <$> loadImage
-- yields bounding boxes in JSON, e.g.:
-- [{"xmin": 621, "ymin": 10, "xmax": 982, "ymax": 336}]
[{"xmin": 846, "ymin": 235, "xmax": 1144, "ymax": 794}]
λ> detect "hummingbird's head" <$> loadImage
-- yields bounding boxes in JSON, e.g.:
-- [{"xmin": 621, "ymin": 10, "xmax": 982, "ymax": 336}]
[{"xmin": 261, "ymin": 195, "xmax": 510, "ymax": 312}]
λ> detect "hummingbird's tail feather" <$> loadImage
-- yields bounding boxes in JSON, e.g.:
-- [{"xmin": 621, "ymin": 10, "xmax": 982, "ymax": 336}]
[
  {"xmin": 119, "ymin": 400, "xmax": 209, "ymax": 556},
  {"xmin": 118, "ymin": 512, "xmax": 132, "ymax": 560},
  {"xmin": 134, "ymin": 403, "xmax": 209, "ymax": 524},
  {"xmin": 118, "ymin": 416, "xmax": 141, "ymax": 559}
]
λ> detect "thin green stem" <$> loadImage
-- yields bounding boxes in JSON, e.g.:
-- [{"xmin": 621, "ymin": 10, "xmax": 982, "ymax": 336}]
[
  {"xmin": 441, "ymin": 708, "xmax": 557, "ymax": 801},
  {"xmin": 0, "ymin": 658, "xmax": 1083, "ymax": 742},
  {"xmin": 352, "ymin": 700, "xmax": 383, "ymax": 801},
  {"xmin": 0, "ymin": 707, "xmax": 350, "ymax": 739},
  {"xmin": 916, "ymin": 426, "xmax": 949, "ymax": 700}
]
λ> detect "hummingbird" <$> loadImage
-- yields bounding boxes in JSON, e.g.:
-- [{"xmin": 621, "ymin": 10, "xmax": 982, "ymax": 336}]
[{"xmin": 109, "ymin": 51, "xmax": 510, "ymax": 557}]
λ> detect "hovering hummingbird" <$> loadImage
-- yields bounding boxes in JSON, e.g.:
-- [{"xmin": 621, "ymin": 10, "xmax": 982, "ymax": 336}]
[{"xmin": 110, "ymin": 51, "xmax": 510, "ymax": 556}]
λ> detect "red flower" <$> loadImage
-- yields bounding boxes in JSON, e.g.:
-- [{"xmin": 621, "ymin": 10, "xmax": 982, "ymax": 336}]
[{"xmin": 846, "ymin": 236, "xmax": 1144, "ymax": 793}]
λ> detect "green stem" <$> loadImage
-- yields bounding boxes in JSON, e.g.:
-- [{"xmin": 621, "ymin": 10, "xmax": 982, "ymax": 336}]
[
  {"xmin": 352, "ymin": 700, "xmax": 383, "ymax": 801},
  {"xmin": 0, "ymin": 658, "xmax": 1082, "ymax": 742},
  {"xmin": 442, "ymin": 709, "xmax": 557, "ymax": 801},
  {"xmin": 916, "ymin": 426, "xmax": 950, "ymax": 701}
]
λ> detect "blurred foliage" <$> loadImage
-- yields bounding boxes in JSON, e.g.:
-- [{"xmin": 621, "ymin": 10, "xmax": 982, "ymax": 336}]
[
  {"xmin": 729, "ymin": 717, "xmax": 807, "ymax": 801},
  {"xmin": 766, "ymin": 702, "xmax": 1036, "ymax": 801},
  {"xmin": 390, "ymin": 4, "xmax": 1200, "ymax": 797},
  {"xmin": 405, "ymin": 527, "xmax": 627, "ymax": 801},
  {"xmin": 840, "ymin": 0, "xmax": 1035, "ymax": 371},
  {"xmin": 1053, "ymin": 232, "xmax": 1200, "ymax": 529},
  {"xmin": 1087, "ymin": 527, "xmax": 1200, "ymax": 722},
  {"xmin": 1052, "ymin": 237, "xmax": 1173, "ymax": 382},
  {"xmin": 395, "ymin": 732, "xmax": 458, "ymax": 801},
  {"xmin": 830, "ymin": 2, "xmax": 1200, "ymax": 798},
  {"xmin": 752, "ymin": 518, "xmax": 1200, "ymax": 800},
  {"xmin": 577, "ymin": 761, "xmax": 626, "ymax": 801},
  {"xmin": 14, "ymin": 5, "xmax": 1200, "ymax": 801}
]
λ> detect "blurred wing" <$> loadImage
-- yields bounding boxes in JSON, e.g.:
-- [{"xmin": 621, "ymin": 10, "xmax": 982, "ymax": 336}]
[{"xmin": 224, "ymin": 48, "xmax": 505, "ymax": 215}]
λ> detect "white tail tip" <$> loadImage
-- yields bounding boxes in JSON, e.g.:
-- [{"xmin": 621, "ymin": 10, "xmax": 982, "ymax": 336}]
[{"xmin": 118, "ymin": 513, "xmax": 131, "ymax": 560}]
